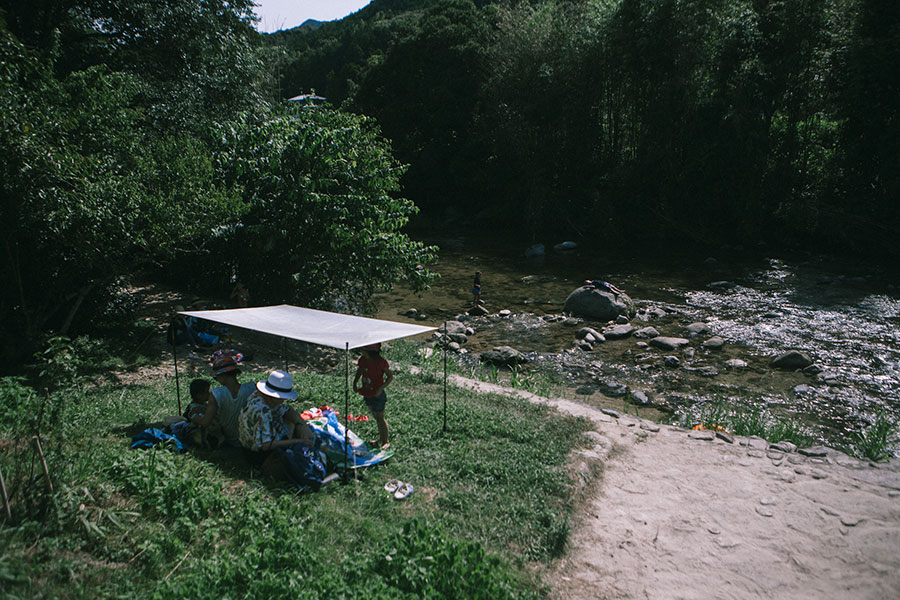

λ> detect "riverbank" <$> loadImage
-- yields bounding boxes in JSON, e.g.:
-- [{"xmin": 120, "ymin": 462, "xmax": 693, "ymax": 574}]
[{"xmin": 445, "ymin": 374, "xmax": 900, "ymax": 600}]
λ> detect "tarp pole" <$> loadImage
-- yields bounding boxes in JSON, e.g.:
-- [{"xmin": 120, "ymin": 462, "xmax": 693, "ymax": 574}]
[
  {"xmin": 443, "ymin": 321, "xmax": 448, "ymax": 433},
  {"xmin": 171, "ymin": 338, "xmax": 182, "ymax": 416},
  {"xmin": 343, "ymin": 342, "xmax": 350, "ymax": 483},
  {"xmin": 281, "ymin": 337, "xmax": 287, "ymax": 371}
]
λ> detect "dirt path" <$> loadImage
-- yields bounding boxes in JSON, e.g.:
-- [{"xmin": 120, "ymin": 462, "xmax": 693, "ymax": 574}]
[{"xmin": 446, "ymin": 375, "xmax": 900, "ymax": 600}]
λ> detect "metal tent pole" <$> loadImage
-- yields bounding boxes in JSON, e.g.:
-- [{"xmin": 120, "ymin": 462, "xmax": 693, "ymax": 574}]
[
  {"xmin": 343, "ymin": 342, "xmax": 350, "ymax": 483},
  {"xmin": 171, "ymin": 337, "xmax": 182, "ymax": 416},
  {"xmin": 443, "ymin": 321, "xmax": 448, "ymax": 433}
]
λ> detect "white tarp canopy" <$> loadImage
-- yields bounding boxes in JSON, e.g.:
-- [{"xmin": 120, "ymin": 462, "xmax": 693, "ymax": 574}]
[{"xmin": 178, "ymin": 305, "xmax": 436, "ymax": 350}]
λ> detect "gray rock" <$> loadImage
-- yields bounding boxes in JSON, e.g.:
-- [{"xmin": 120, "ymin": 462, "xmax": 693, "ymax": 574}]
[
  {"xmin": 576, "ymin": 327, "xmax": 603, "ymax": 341},
  {"xmin": 803, "ymin": 364, "xmax": 824, "ymax": 375},
  {"xmin": 686, "ymin": 322, "xmax": 709, "ymax": 336},
  {"xmin": 498, "ymin": 309, "xmax": 512, "ymax": 317},
  {"xmin": 468, "ymin": 305, "xmax": 489, "ymax": 316},
  {"xmin": 663, "ymin": 356, "xmax": 681, "ymax": 367},
  {"xmin": 793, "ymin": 384, "xmax": 810, "ymax": 395},
  {"xmin": 595, "ymin": 379, "xmax": 628, "ymax": 398},
  {"xmin": 635, "ymin": 341, "xmax": 648, "ymax": 348},
  {"xmin": 600, "ymin": 408, "xmax": 620, "ymax": 418},
  {"xmin": 633, "ymin": 326, "xmax": 660, "ymax": 339},
  {"xmin": 403, "ymin": 308, "xmax": 419, "ymax": 317},
  {"xmin": 771, "ymin": 441, "xmax": 798, "ymax": 453},
  {"xmin": 480, "ymin": 346, "xmax": 527, "ymax": 366},
  {"xmin": 771, "ymin": 351, "xmax": 813, "ymax": 370},
  {"xmin": 603, "ymin": 324, "xmax": 635, "ymax": 340},
  {"xmin": 798, "ymin": 445, "xmax": 831, "ymax": 457},
  {"xmin": 650, "ymin": 337, "xmax": 691, "ymax": 351},
  {"xmin": 709, "ymin": 281, "xmax": 737, "ymax": 289},
  {"xmin": 683, "ymin": 347, "xmax": 696, "ymax": 359},
  {"xmin": 762, "ymin": 311, "xmax": 783, "ymax": 319},
  {"xmin": 725, "ymin": 359, "xmax": 748, "ymax": 369},
  {"xmin": 615, "ymin": 315, "xmax": 630, "ymax": 324},
  {"xmin": 447, "ymin": 342, "xmax": 460, "ymax": 352},
  {"xmin": 689, "ymin": 430, "xmax": 716, "ymax": 441},
  {"xmin": 577, "ymin": 340, "xmax": 593, "ymax": 351},
  {"xmin": 563, "ymin": 317, "xmax": 581, "ymax": 327},
  {"xmin": 563, "ymin": 287, "xmax": 636, "ymax": 321},
  {"xmin": 640, "ymin": 422, "xmax": 661, "ymax": 433},
  {"xmin": 702, "ymin": 336, "xmax": 726, "ymax": 350},
  {"xmin": 448, "ymin": 333, "xmax": 468, "ymax": 344},
  {"xmin": 716, "ymin": 431, "xmax": 735, "ymax": 444},
  {"xmin": 630, "ymin": 391, "xmax": 653, "ymax": 406}
]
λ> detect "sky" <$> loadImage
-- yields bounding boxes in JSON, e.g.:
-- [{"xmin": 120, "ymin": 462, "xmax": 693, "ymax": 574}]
[{"xmin": 252, "ymin": 1, "xmax": 373, "ymax": 33}]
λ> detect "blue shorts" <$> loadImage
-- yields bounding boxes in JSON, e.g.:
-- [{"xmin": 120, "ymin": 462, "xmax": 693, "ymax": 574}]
[{"xmin": 364, "ymin": 391, "xmax": 387, "ymax": 414}]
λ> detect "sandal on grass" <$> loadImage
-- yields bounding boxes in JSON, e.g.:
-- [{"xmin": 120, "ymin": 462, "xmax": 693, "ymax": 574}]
[
  {"xmin": 393, "ymin": 482, "xmax": 414, "ymax": 500},
  {"xmin": 384, "ymin": 479, "xmax": 402, "ymax": 493}
]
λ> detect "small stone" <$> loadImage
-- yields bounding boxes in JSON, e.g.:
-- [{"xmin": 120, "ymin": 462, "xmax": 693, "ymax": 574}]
[
  {"xmin": 707, "ymin": 526, "xmax": 721, "ymax": 535},
  {"xmin": 798, "ymin": 446, "xmax": 830, "ymax": 457},
  {"xmin": 787, "ymin": 454, "xmax": 806, "ymax": 465},
  {"xmin": 821, "ymin": 506, "xmax": 840, "ymax": 517},
  {"xmin": 630, "ymin": 391, "xmax": 653, "ymax": 406},
  {"xmin": 840, "ymin": 516, "xmax": 863, "ymax": 527},
  {"xmin": 633, "ymin": 326, "xmax": 660, "ymax": 339},
  {"xmin": 810, "ymin": 470, "xmax": 828, "ymax": 480},
  {"xmin": 689, "ymin": 430, "xmax": 716, "ymax": 441},
  {"xmin": 702, "ymin": 336, "xmax": 726, "ymax": 350},
  {"xmin": 716, "ymin": 431, "xmax": 735, "ymax": 444},
  {"xmin": 756, "ymin": 506, "xmax": 775, "ymax": 517},
  {"xmin": 498, "ymin": 309, "xmax": 511, "ymax": 317},
  {"xmin": 651, "ymin": 336, "xmax": 691, "ymax": 351},
  {"xmin": 635, "ymin": 341, "xmax": 648, "ymax": 348},
  {"xmin": 770, "ymin": 441, "xmax": 797, "ymax": 453},
  {"xmin": 640, "ymin": 422, "xmax": 661, "ymax": 433},
  {"xmin": 725, "ymin": 359, "xmax": 748, "ymax": 369},
  {"xmin": 616, "ymin": 315, "xmax": 630, "ymax": 324},
  {"xmin": 663, "ymin": 356, "xmax": 681, "ymax": 368},
  {"xmin": 600, "ymin": 408, "xmax": 620, "ymax": 418},
  {"xmin": 760, "ymin": 497, "xmax": 777, "ymax": 506},
  {"xmin": 686, "ymin": 322, "xmax": 709, "ymax": 336},
  {"xmin": 747, "ymin": 449, "xmax": 765, "ymax": 458},
  {"xmin": 771, "ymin": 350, "xmax": 813, "ymax": 370}
]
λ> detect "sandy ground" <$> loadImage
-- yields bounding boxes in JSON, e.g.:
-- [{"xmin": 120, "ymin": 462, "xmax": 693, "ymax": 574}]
[{"xmin": 448, "ymin": 375, "xmax": 900, "ymax": 600}]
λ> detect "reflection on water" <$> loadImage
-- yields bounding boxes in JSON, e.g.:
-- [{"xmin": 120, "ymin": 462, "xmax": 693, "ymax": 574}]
[{"xmin": 373, "ymin": 240, "xmax": 899, "ymax": 450}]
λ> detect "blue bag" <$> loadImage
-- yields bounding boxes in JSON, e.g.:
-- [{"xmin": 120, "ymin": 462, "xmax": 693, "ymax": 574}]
[{"xmin": 279, "ymin": 441, "xmax": 327, "ymax": 491}]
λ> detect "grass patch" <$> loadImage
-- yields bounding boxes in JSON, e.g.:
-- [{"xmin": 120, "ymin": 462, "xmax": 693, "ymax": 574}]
[
  {"xmin": 0, "ymin": 343, "xmax": 592, "ymax": 599},
  {"xmin": 670, "ymin": 399, "xmax": 815, "ymax": 448},
  {"xmin": 853, "ymin": 409, "xmax": 896, "ymax": 462}
]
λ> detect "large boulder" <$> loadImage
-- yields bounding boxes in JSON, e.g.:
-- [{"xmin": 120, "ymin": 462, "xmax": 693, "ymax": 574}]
[
  {"xmin": 480, "ymin": 346, "xmax": 528, "ymax": 366},
  {"xmin": 563, "ymin": 287, "xmax": 635, "ymax": 321},
  {"xmin": 771, "ymin": 351, "xmax": 813, "ymax": 370}
]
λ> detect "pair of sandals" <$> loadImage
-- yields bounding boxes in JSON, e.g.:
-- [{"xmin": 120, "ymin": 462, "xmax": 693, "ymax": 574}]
[{"xmin": 384, "ymin": 479, "xmax": 414, "ymax": 500}]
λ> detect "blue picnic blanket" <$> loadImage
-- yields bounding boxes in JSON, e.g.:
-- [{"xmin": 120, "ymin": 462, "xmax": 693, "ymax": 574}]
[
  {"xmin": 130, "ymin": 427, "xmax": 187, "ymax": 452},
  {"xmin": 306, "ymin": 409, "xmax": 393, "ymax": 469}
]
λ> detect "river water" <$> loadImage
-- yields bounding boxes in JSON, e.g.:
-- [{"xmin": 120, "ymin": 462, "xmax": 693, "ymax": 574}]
[{"xmin": 372, "ymin": 237, "xmax": 900, "ymax": 453}]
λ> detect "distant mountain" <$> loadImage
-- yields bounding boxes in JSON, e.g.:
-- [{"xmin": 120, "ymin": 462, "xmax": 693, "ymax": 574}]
[{"xmin": 297, "ymin": 19, "xmax": 323, "ymax": 31}]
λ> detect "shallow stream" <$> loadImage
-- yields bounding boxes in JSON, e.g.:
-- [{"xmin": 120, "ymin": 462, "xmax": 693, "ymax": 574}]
[{"xmin": 372, "ymin": 238, "xmax": 900, "ymax": 452}]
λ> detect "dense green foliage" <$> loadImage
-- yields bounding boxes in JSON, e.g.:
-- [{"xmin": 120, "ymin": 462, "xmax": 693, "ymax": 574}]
[
  {"xmin": 0, "ymin": 342, "xmax": 591, "ymax": 598},
  {"xmin": 0, "ymin": 1, "xmax": 436, "ymax": 368},
  {"xmin": 271, "ymin": 0, "xmax": 899, "ymax": 257}
]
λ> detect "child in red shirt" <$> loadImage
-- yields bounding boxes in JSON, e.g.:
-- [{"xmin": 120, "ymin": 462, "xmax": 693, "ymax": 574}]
[{"xmin": 353, "ymin": 343, "xmax": 393, "ymax": 449}]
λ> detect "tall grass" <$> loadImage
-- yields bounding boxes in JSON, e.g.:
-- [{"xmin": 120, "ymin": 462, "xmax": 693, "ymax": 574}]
[
  {"xmin": 671, "ymin": 399, "xmax": 815, "ymax": 448},
  {"xmin": 0, "ymin": 341, "xmax": 593, "ymax": 599}
]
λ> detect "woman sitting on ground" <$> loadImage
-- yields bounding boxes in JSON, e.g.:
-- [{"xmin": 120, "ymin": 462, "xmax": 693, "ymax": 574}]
[
  {"xmin": 238, "ymin": 370, "xmax": 316, "ymax": 476},
  {"xmin": 188, "ymin": 349, "xmax": 256, "ymax": 448}
]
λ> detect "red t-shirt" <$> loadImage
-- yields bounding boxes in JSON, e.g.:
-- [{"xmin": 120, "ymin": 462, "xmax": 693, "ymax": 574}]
[{"xmin": 356, "ymin": 355, "xmax": 389, "ymax": 397}]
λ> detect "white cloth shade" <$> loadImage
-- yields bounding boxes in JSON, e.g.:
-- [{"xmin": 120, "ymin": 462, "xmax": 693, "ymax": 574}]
[{"xmin": 178, "ymin": 304, "xmax": 435, "ymax": 350}]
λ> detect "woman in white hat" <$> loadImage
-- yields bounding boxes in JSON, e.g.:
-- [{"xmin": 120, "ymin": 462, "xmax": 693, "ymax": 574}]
[{"xmin": 237, "ymin": 370, "xmax": 315, "ymax": 473}]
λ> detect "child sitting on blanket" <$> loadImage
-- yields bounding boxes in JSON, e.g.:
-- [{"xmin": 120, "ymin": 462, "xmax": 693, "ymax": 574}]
[
  {"xmin": 184, "ymin": 379, "xmax": 221, "ymax": 448},
  {"xmin": 353, "ymin": 343, "xmax": 394, "ymax": 449}
]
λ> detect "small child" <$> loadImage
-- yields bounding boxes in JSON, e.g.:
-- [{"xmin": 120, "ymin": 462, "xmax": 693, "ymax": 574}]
[
  {"xmin": 184, "ymin": 379, "xmax": 220, "ymax": 448},
  {"xmin": 352, "ymin": 343, "xmax": 393, "ymax": 449}
]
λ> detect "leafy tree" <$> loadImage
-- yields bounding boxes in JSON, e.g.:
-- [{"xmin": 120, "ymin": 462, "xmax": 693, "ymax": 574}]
[
  {"xmin": 218, "ymin": 105, "xmax": 438, "ymax": 311},
  {"xmin": 0, "ymin": 29, "xmax": 244, "ymax": 364}
]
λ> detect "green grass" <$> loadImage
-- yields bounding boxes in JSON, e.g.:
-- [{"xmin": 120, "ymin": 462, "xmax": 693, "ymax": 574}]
[
  {"xmin": 670, "ymin": 399, "xmax": 815, "ymax": 448},
  {"xmin": 0, "ymin": 344, "xmax": 594, "ymax": 599},
  {"xmin": 853, "ymin": 409, "xmax": 896, "ymax": 462}
]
